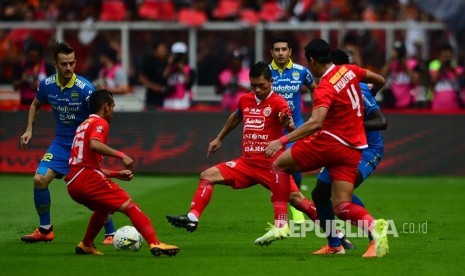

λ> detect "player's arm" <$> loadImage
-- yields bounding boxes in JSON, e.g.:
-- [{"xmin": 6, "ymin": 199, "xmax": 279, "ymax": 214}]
[
  {"xmin": 279, "ymin": 108, "xmax": 295, "ymax": 132},
  {"xmin": 101, "ymin": 168, "xmax": 133, "ymax": 181},
  {"xmin": 89, "ymin": 139, "xmax": 134, "ymax": 170},
  {"xmin": 264, "ymin": 106, "xmax": 327, "ymax": 157},
  {"xmin": 207, "ymin": 110, "xmax": 242, "ymax": 157},
  {"xmin": 20, "ymin": 98, "xmax": 43, "ymax": 149},
  {"xmin": 364, "ymin": 108, "xmax": 387, "ymax": 131},
  {"xmin": 363, "ymin": 70, "xmax": 385, "ymax": 95}
]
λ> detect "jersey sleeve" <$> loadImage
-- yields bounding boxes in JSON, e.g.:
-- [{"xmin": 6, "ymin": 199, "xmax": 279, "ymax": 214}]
[
  {"xmin": 304, "ymin": 68, "xmax": 314, "ymax": 88},
  {"xmin": 361, "ymin": 83, "xmax": 380, "ymax": 115},
  {"xmin": 89, "ymin": 119, "xmax": 109, "ymax": 143},
  {"xmin": 35, "ymin": 79, "xmax": 48, "ymax": 104},
  {"xmin": 347, "ymin": 64, "xmax": 367, "ymax": 81},
  {"xmin": 312, "ymin": 83, "xmax": 333, "ymax": 109}
]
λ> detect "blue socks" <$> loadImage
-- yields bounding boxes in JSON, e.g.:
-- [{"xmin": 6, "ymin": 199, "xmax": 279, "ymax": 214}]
[
  {"xmin": 351, "ymin": 194, "xmax": 365, "ymax": 207},
  {"xmin": 34, "ymin": 187, "xmax": 51, "ymax": 226},
  {"xmin": 103, "ymin": 214, "xmax": 115, "ymax": 235},
  {"xmin": 316, "ymin": 200, "xmax": 341, "ymax": 247}
]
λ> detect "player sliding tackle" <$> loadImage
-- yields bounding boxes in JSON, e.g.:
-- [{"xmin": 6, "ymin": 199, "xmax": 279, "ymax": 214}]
[
  {"xmin": 166, "ymin": 61, "xmax": 354, "ymax": 249},
  {"xmin": 255, "ymin": 39, "xmax": 389, "ymax": 257}
]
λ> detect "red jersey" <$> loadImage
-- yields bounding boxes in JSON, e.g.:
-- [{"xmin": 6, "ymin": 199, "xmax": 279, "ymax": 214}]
[
  {"xmin": 313, "ymin": 64, "xmax": 368, "ymax": 149},
  {"xmin": 237, "ymin": 92, "xmax": 290, "ymax": 161},
  {"xmin": 69, "ymin": 114, "xmax": 109, "ymax": 170}
]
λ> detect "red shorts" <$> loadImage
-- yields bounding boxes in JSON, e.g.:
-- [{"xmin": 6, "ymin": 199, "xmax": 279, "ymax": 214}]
[
  {"xmin": 291, "ymin": 132, "xmax": 362, "ymax": 184},
  {"xmin": 66, "ymin": 167, "xmax": 131, "ymax": 213},
  {"xmin": 215, "ymin": 156, "xmax": 299, "ymax": 192}
]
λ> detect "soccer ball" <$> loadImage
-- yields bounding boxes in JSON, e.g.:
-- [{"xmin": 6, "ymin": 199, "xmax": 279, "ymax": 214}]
[{"xmin": 113, "ymin": 226, "xmax": 143, "ymax": 252}]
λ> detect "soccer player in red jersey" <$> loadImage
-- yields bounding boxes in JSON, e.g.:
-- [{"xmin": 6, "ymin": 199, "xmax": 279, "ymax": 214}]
[
  {"xmin": 65, "ymin": 89, "xmax": 179, "ymax": 257},
  {"xmin": 166, "ymin": 62, "xmax": 322, "ymax": 239},
  {"xmin": 255, "ymin": 39, "xmax": 389, "ymax": 257}
]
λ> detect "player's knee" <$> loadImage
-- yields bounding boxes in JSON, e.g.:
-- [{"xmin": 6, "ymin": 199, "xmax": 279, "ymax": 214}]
[
  {"xmin": 121, "ymin": 200, "xmax": 139, "ymax": 213},
  {"xmin": 33, "ymin": 174, "xmax": 50, "ymax": 189},
  {"xmin": 271, "ymin": 162, "xmax": 285, "ymax": 174}
]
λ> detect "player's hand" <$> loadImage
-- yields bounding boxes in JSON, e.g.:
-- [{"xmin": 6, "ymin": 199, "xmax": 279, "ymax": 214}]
[
  {"xmin": 207, "ymin": 138, "xmax": 222, "ymax": 158},
  {"xmin": 279, "ymin": 109, "xmax": 292, "ymax": 126},
  {"xmin": 20, "ymin": 130, "xmax": 32, "ymax": 149},
  {"xmin": 121, "ymin": 155, "xmax": 134, "ymax": 170},
  {"xmin": 264, "ymin": 139, "xmax": 283, "ymax": 158},
  {"xmin": 116, "ymin": 170, "xmax": 133, "ymax": 181}
]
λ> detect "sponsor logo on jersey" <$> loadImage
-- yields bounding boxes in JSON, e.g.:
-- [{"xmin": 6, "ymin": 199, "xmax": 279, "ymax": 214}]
[
  {"xmin": 74, "ymin": 78, "xmax": 86, "ymax": 89},
  {"xmin": 45, "ymin": 76, "xmax": 56, "ymax": 85},
  {"xmin": 243, "ymin": 116, "xmax": 265, "ymax": 131},
  {"xmin": 243, "ymin": 133, "xmax": 269, "ymax": 140},
  {"xmin": 96, "ymin": 125, "xmax": 104, "ymax": 133},
  {"xmin": 249, "ymin": 108, "xmax": 261, "ymax": 115}
]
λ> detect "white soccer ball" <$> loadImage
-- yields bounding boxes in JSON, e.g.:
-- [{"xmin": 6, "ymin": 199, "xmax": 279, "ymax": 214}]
[{"xmin": 113, "ymin": 226, "xmax": 143, "ymax": 252}]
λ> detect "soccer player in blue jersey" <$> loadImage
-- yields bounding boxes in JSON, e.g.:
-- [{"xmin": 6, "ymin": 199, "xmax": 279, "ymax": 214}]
[
  {"xmin": 19, "ymin": 41, "xmax": 116, "ymax": 244},
  {"xmin": 311, "ymin": 49, "xmax": 388, "ymax": 257},
  {"xmin": 269, "ymin": 37, "xmax": 316, "ymax": 223}
]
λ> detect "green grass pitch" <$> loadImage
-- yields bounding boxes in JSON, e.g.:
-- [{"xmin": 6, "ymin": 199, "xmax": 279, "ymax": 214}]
[{"xmin": 0, "ymin": 174, "xmax": 463, "ymax": 275}]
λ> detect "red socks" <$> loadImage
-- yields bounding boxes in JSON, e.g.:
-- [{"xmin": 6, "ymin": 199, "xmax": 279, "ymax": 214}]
[
  {"xmin": 271, "ymin": 164, "xmax": 291, "ymax": 227},
  {"xmin": 83, "ymin": 211, "xmax": 108, "ymax": 247},
  {"xmin": 295, "ymin": 198, "xmax": 317, "ymax": 221},
  {"xmin": 125, "ymin": 202, "xmax": 159, "ymax": 245},
  {"xmin": 189, "ymin": 179, "xmax": 214, "ymax": 219},
  {"xmin": 333, "ymin": 201, "xmax": 374, "ymax": 232}
]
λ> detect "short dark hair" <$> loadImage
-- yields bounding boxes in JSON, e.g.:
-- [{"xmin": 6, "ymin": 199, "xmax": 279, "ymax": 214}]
[
  {"xmin": 89, "ymin": 89, "xmax": 114, "ymax": 114},
  {"xmin": 249, "ymin": 61, "xmax": 272, "ymax": 80},
  {"xmin": 270, "ymin": 37, "xmax": 292, "ymax": 50},
  {"xmin": 26, "ymin": 42, "xmax": 43, "ymax": 56},
  {"xmin": 54, "ymin": 41, "xmax": 74, "ymax": 61},
  {"xmin": 304, "ymin": 38, "xmax": 332, "ymax": 64},
  {"xmin": 101, "ymin": 47, "xmax": 117, "ymax": 62},
  {"xmin": 331, "ymin": 49, "xmax": 350, "ymax": 65}
]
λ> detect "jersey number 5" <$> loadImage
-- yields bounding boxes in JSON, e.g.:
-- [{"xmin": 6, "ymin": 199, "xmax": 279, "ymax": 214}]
[
  {"xmin": 70, "ymin": 122, "xmax": 89, "ymax": 165},
  {"xmin": 346, "ymin": 84, "xmax": 362, "ymax": 117}
]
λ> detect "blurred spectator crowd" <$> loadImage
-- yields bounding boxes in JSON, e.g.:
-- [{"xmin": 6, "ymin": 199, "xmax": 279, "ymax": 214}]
[{"xmin": 1, "ymin": 0, "xmax": 464, "ymax": 111}]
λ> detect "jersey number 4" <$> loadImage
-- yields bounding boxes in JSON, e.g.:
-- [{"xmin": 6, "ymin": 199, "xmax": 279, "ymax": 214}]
[{"xmin": 346, "ymin": 84, "xmax": 362, "ymax": 117}]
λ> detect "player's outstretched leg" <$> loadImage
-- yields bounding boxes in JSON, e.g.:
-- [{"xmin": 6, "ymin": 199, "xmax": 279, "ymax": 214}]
[
  {"xmin": 166, "ymin": 214, "xmax": 198, "ymax": 232},
  {"xmin": 75, "ymin": 242, "xmax": 104, "ymax": 255},
  {"xmin": 370, "ymin": 219, "xmax": 389, "ymax": 257},
  {"xmin": 150, "ymin": 243, "xmax": 180, "ymax": 257},
  {"xmin": 254, "ymin": 223, "xmax": 290, "ymax": 246}
]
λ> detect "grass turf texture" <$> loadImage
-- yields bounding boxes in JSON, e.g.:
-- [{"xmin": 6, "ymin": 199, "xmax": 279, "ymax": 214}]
[{"xmin": 0, "ymin": 174, "xmax": 462, "ymax": 275}]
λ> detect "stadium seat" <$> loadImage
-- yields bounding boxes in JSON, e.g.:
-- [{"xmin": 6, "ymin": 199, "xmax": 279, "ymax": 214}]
[
  {"xmin": 259, "ymin": 0, "xmax": 285, "ymax": 22},
  {"xmin": 212, "ymin": 0, "xmax": 241, "ymax": 19},
  {"xmin": 239, "ymin": 9, "xmax": 259, "ymax": 26},
  {"xmin": 178, "ymin": 8, "xmax": 207, "ymax": 27},
  {"xmin": 138, "ymin": 0, "xmax": 176, "ymax": 21},
  {"xmin": 100, "ymin": 0, "xmax": 127, "ymax": 21}
]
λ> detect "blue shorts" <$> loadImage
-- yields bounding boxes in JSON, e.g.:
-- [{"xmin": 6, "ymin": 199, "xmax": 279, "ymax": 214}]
[
  {"xmin": 317, "ymin": 147, "xmax": 383, "ymax": 185},
  {"xmin": 36, "ymin": 137, "xmax": 72, "ymax": 179}
]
